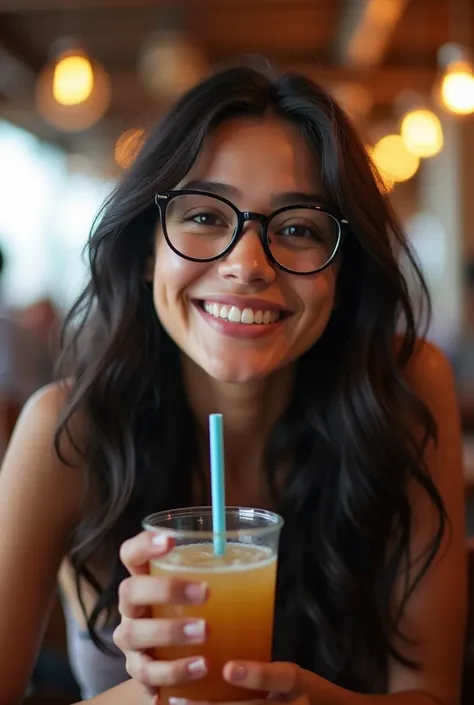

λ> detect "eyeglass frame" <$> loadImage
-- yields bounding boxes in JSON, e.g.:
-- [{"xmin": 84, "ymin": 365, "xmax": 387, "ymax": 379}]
[{"xmin": 154, "ymin": 189, "xmax": 349, "ymax": 276}]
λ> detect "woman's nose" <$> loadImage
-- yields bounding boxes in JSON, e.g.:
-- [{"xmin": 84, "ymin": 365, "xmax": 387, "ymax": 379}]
[{"xmin": 216, "ymin": 226, "xmax": 276, "ymax": 286}]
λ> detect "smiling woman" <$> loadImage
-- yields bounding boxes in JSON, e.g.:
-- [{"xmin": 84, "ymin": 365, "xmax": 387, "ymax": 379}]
[
  {"xmin": 0, "ymin": 64, "xmax": 466, "ymax": 705},
  {"xmin": 150, "ymin": 117, "xmax": 341, "ymax": 383}
]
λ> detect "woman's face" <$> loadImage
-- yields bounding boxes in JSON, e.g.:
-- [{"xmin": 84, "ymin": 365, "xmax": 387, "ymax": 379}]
[{"xmin": 150, "ymin": 116, "xmax": 339, "ymax": 383}]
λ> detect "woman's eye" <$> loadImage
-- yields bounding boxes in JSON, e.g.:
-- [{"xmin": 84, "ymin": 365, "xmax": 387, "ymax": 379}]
[
  {"xmin": 282, "ymin": 225, "xmax": 315, "ymax": 238},
  {"xmin": 191, "ymin": 212, "xmax": 221, "ymax": 225}
]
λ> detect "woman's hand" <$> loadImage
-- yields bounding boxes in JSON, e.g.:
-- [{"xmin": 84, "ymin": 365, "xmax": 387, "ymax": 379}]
[
  {"xmin": 179, "ymin": 661, "xmax": 356, "ymax": 705},
  {"xmin": 220, "ymin": 660, "xmax": 311, "ymax": 704},
  {"xmin": 113, "ymin": 531, "xmax": 210, "ymax": 702}
]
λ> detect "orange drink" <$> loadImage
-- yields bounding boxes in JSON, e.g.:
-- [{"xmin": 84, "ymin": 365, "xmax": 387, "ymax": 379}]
[
  {"xmin": 144, "ymin": 507, "xmax": 283, "ymax": 704},
  {"xmin": 151, "ymin": 543, "xmax": 276, "ymax": 701}
]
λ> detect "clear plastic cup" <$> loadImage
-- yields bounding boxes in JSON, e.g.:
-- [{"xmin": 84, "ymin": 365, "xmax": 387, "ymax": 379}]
[{"xmin": 143, "ymin": 506, "xmax": 283, "ymax": 703}]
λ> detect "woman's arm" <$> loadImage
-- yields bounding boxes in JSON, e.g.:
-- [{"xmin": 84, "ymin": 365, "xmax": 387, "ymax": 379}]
[
  {"xmin": 0, "ymin": 384, "xmax": 87, "ymax": 705},
  {"xmin": 386, "ymin": 342, "xmax": 467, "ymax": 704},
  {"xmin": 205, "ymin": 660, "xmax": 447, "ymax": 705}
]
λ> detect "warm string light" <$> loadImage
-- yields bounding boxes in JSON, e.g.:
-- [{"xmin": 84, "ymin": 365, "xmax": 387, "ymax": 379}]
[
  {"xmin": 114, "ymin": 128, "xmax": 146, "ymax": 169},
  {"xmin": 400, "ymin": 109, "xmax": 444, "ymax": 158},
  {"xmin": 52, "ymin": 53, "xmax": 94, "ymax": 106},
  {"xmin": 437, "ymin": 40, "xmax": 474, "ymax": 116},
  {"xmin": 371, "ymin": 134, "xmax": 420, "ymax": 185},
  {"xmin": 368, "ymin": 99, "xmax": 444, "ymax": 194},
  {"xmin": 35, "ymin": 43, "xmax": 111, "ymax": 133},
  {"xmin": 440, "ymin": 60, "xmax": 474, "ymax": 115}
]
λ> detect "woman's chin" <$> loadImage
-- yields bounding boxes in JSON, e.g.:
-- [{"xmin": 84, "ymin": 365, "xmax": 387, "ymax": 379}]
[{"xmin": 203, "ymin": 361, "xmax": 276, "ymax": 385}]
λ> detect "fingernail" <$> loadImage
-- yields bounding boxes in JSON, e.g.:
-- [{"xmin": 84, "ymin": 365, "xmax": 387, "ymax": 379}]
[
  {"xmin": 183, "ymin": 620, "xmax": 206, "ymax": 639},
  {"xmin": 186, "ymin": 657, "xmax": 207, "ymax": 677},
  {"xmin": 169, "ymin": 699, "xmax": 189, "ymax": 705},
  {"xmin": 151, "ymin": 532, "xmax": 170, "ymax": 549},
  {"xmin": 230, "ymin": 663, "xmax": 247, "ymax": 681},
  {"xmin": 184, "ymin": 582, "xmax": 208, "ymax": 603}
]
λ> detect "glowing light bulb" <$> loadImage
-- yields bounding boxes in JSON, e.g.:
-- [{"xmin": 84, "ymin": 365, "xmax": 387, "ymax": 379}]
[
  {"xmin": 400, "ymin": 109, "xmax": 444, "ymax": 158},
  {"xmin": 371, "ymin": 134, "xmax": 420, "ymax": 183},
  {"xmin": 36, "ymin": 46, "xmax": 110, "ymax": 132},
  {"xmin": 115, "ymin": 128, "xmax": 146, "ymax": 169},
  {"xmin": 440, "ymin": 61, "xmax": 474, "ymax": 115},
  {"xmin": 53, "ymin": 54, "xmax": 94, "ymax": 106}
]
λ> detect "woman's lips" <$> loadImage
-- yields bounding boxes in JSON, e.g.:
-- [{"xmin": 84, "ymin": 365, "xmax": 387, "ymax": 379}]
[{"xmin": 194, "ymin": 300, "xmax": 288, "ymax": 339}]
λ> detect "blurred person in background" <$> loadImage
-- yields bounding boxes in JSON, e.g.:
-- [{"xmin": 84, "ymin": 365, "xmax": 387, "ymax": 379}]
[
  {"xmin": 0, "ymin": 65, "xmax": 466, "ymax": 705},
  {"xmin": 0, "ymin": 245, "xmax": 50, "ymax": 453},
  {"xmin": 17, "ymin": 297, "xmax": 61, "ymax": 385}
]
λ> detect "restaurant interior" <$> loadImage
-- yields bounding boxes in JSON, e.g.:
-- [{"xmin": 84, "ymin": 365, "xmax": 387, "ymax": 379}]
[{"xmin": 1, "ymin": 0, "xmax": 474, "ymax": 702}]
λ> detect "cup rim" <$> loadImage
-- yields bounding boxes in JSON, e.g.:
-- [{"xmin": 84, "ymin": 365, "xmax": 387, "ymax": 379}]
[{"xmin": 142, "ymin": 505, "xmax": 284, "ymax": 540}]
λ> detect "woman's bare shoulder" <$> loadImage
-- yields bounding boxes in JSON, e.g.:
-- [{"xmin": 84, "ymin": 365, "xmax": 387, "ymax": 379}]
[
  {"xmin": 20, "ymin": 378, "xmax": 73, "ymax": 419},
  {"xmin": 401, "ymin": 338, "xmax": 454, "ymax": 403},
  {"xmin": 393, "ymin": 335, "xmax": 452, "ymax": 395},
  {"xmin": 3, "ymin": 380, "xmax": 87, "ymax": 520}
]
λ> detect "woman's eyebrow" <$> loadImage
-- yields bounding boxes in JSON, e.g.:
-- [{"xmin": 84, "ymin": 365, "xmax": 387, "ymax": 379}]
[
  {"xmin": 180, "ymin": 181, "xmax": 329, "ymax": 208},
  {"xmin": 269, "ymin": 191, "xmax": 328, "ymax": 207},
  {"xmin": 180, "ymin": 179, "xmax": 241, "ymax": 199}
]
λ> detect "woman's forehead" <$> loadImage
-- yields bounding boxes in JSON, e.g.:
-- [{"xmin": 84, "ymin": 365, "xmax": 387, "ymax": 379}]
[{"xmin": 177, "ymin": 116, "xmax": 325, "ymax": 199}]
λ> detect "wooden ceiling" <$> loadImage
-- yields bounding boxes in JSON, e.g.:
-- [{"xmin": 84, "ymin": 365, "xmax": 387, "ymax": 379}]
[{"xmin": 0, "ymin": 0, "xmax": 472, "ymax": 162}]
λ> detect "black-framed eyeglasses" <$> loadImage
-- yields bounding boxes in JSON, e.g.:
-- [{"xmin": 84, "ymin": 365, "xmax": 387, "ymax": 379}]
[{"xmin": 154, "ymin": 189, "xmax": 348, "ymax": 275}]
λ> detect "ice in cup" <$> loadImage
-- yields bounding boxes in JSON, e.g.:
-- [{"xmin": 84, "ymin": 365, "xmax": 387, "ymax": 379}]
[{"xmin": 143, "ymin": 507, "xmax": 283, "ymax": 703}]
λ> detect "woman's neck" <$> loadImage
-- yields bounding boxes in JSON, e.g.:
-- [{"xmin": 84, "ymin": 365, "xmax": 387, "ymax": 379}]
[{"xmin": 181, "ymin": 356, "xmax": 295, "ymax": 478}]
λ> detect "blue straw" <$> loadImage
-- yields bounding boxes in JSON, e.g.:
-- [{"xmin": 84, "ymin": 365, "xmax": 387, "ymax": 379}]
[{"xmin": 209, "ymin": 413, "xmax": 226, "ymax": 556}]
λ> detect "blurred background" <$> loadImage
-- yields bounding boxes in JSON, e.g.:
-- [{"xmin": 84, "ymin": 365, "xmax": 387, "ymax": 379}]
[{"xmin": 1, "ymin": 0, "xmax": 474, "ymax": 701}]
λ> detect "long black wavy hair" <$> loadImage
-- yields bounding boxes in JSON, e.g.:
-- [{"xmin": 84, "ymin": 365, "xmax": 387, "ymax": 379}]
[{"xmin": 55, "ymin": 64, "xmax": 445, "ymax": 694}]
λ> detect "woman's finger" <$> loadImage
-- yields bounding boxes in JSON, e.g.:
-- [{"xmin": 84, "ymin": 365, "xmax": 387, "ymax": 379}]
[
  {"xmin": 118, "ymin": 574, "xmax": 208, "ymax": 617},
  {"xmin": 114, "ymin": 616, "xmax": 207, "ymax": 651},
  {"xmin": 125, "ymin": 650, "xmax": 209, "ymax": 687},
  {"xmin": 121, "ymin": 649, "xmax": 158, "ymax": 699},
  {"xmin": 120, "ymin": 530, "xmax": 174, "ymax": 575}
]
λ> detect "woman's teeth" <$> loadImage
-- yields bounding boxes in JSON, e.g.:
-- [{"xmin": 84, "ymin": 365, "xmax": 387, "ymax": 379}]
[{"xmin": 203, "ymin": 302, "xmax": 280, "ymax": 325}]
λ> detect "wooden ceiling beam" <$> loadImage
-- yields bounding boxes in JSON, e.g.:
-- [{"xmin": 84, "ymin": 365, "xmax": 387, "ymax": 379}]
[
  {"xmin": 301, "ymin": 65, "xmax": 436, "ymax": 103},
  {"xmin": 335, "ymin": 0, "xmax": 412, "ymax": 67},
  {"xmin": 0, "ymin": 0, "xmax": 161, "ymax": 10},
  {"xmin": 0, "ymin": 0, "xmax": 282, "ymax": 11}
]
